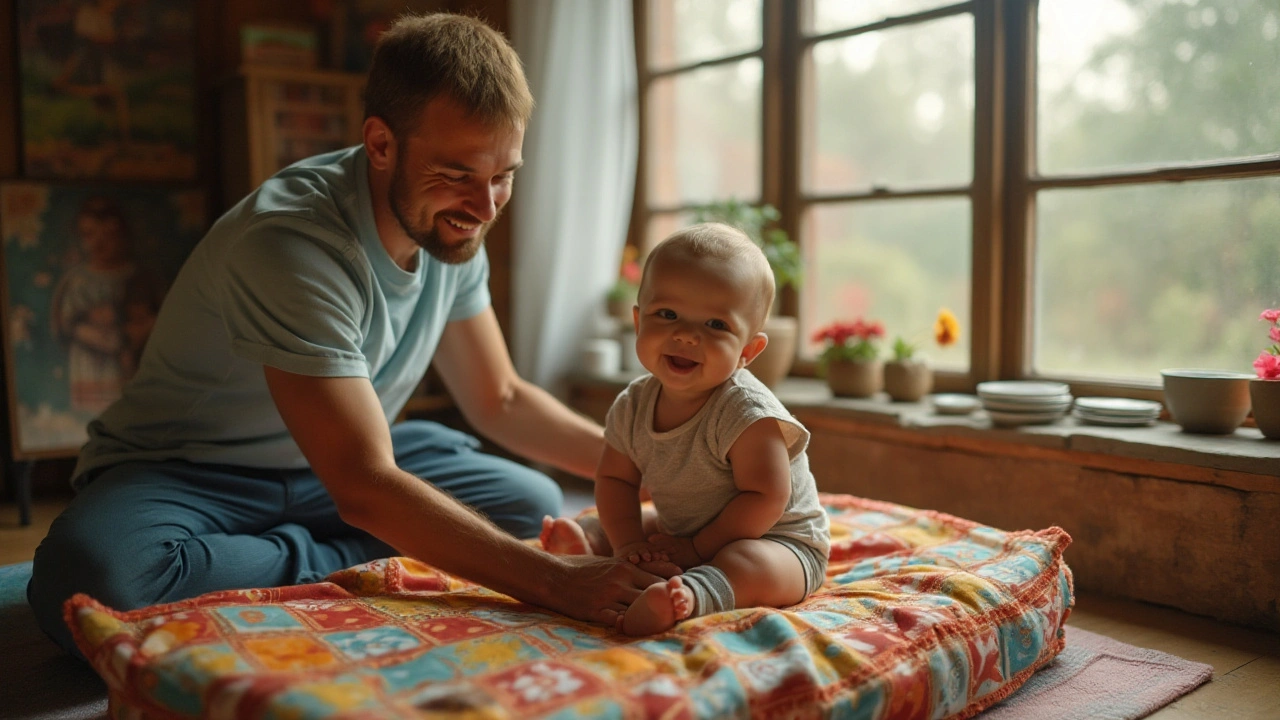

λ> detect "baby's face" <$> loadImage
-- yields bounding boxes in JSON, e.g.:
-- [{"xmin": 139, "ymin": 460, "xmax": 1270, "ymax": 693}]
[
  {"xmin": 78, "ymin": 216, "xmax": 128, "ymax": 266},
  {"xmin": 634, "ymin": 256, "xmax": 764, "ymax": 399}
]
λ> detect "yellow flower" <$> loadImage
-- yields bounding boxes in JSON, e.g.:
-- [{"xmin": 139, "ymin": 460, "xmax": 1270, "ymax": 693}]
[{"xmin": 934, "ymin": 308, "xmax": 961, "ymax": 347}]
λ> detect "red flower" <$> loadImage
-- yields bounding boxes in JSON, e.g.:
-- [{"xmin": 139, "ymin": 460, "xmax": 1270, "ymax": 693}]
[{"xmin": 1255, "ymin": 351, "xmax": 1280, "ymax": 380}]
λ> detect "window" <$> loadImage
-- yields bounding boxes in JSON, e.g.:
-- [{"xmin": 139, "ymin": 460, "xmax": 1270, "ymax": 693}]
[
  {"xmin": 1032, "ymin": 0, "xmax": 1280, "ymax": 383},
  {"xmin": 637, "ymin": 0, "xmax": 764, "ymax": 252},
  {"xmin": 634, "ymin": 0, "xmax": 1280, "ymax": 393}
]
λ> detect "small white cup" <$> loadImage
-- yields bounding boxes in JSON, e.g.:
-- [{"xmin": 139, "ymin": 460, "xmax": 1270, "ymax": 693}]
[
  {"xmin": 581, "ymin": 338, "xmax": 621, "ymax": 377},
  {"xmin": 618, "ymin": 329, "xmax": 643, "ymax": 372}
]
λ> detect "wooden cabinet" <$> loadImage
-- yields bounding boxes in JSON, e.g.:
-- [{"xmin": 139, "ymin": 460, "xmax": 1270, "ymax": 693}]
[{"xmin": 219, "ymin": 65, "xmax": 365, "ymax": 206}]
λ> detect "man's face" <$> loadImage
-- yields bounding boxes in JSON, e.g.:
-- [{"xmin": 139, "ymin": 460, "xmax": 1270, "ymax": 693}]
[{"xmin": 388, "ymin": 97, "xmax": 524, "ymax": 265}]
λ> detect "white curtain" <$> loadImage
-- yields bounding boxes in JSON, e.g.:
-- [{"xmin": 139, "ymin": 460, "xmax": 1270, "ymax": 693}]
[{"xmin": 510, "ymin": 0, "xmax": 638, "ymax": 394}]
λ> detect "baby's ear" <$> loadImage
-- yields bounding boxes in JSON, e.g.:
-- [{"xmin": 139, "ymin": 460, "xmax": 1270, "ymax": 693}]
[{"xmin": 739, "ymin": 332, "xmax": 769, "ymax": 368}]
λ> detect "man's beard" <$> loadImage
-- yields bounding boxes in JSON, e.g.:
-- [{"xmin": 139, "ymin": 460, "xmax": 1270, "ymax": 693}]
[{"xmin": 389, "ymin": 162, "xmax": 496, "ymax": 265}]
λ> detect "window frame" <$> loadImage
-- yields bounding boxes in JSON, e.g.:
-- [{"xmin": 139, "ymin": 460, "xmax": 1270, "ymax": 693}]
[{"xmin": 632, "ymin": 0, "xmax": 1280, "ymax": 397}]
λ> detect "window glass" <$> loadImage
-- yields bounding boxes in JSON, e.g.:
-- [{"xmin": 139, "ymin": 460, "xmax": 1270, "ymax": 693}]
[
  {"xmin": 647, "ymin": 59, "xmax": 762, "ymax": 207},
  {"xmin": 1035, "ymin": 177, "xmax": 1280, "ymax": 380},
  {"xmin": 807, "ymin": 15, "xmax": 973, "ymax": 193},
  {"xmin": 812, "ymin": 0, "xmax": 957, "ymax": 35},
  {"xmin": 649, "ymin": 0, "xmax": 761, "ymax": 69},
  {"xmin": 644, "ymin": 212, "xmax": 695, "ymax": 256},
  {"xmin": 1039, "ymin": 0, "xmax": 1280, "ymax": 173},
  {"xmin": 803, "ymin": 199, "xmax": 971, "ymax": 369}
]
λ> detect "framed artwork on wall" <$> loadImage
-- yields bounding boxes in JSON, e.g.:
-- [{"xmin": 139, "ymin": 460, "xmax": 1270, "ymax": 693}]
[
  {"xmin": 0, "ymin": 182, "xmax": 206, "ymax": 459},
  {"xmin": 16, "ymin": 0, "xmax": 197, "ymax": 180}
]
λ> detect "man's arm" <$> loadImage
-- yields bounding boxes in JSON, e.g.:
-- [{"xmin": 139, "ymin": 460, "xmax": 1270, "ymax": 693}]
[
  {"xmin": 263, "ymin": 366, "xmax": 658, "ymax": 625},
  {"xmin": 432, "ymin": 308, "xmax": 604, "ymax": 479}
]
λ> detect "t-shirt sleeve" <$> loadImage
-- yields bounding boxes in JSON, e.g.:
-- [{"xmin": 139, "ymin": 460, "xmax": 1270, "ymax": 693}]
[
  {"xmin": 603, "ymin": 377, "xmax": 645, "ymax": 458},
  {"xmin": 448, "ymin": 249, "xmax": 491, "ymax": 322},
  {"xmin": 220, "ymin": 218, "xmax": 370, "ymax": 378},
  {"xmin": 710, "ymin": 384, "xmax": 810, "ymax": 462}
]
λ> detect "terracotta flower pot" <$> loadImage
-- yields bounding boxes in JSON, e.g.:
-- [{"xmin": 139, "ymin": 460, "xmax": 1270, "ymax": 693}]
[
  {"xmin": 748, "ymin": 316, "xmax": 797, "ymax": 388},
  {"xmin": 826, "ymin": 359, "xmax": 883, "ymax": 398},
  {"xmin": 606, "ymin": 295, "xmax": 635, "ymax": 324},
  {"xmin": 884, "ymin": 360, "xmax": 933, "ymax": 402},
  {"xmin": 1249, "ymin": 379, "xmax": 1280, "ymax": 440}
]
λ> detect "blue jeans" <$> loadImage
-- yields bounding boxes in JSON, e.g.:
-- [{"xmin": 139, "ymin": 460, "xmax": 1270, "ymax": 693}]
[{"xmin": 27, "ymin": 420, "xmax": 563, "ymax": 657}]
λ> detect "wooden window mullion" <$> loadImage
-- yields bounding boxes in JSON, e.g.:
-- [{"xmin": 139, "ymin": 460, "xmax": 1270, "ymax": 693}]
[{"xmin": 1000, "ymin": 0, "xmax": 1037, "ymax": 381}]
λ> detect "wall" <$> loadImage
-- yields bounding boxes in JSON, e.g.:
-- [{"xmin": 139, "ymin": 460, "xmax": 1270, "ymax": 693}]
[{"xmin": 0, "ymin": 0, "xmax": 517, "ymax": 362}]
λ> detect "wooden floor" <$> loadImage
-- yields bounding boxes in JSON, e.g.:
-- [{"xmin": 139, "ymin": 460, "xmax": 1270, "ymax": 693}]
[{"xmin": 2, "ymin": 496, "xmax": 1276, "ymax": 719}]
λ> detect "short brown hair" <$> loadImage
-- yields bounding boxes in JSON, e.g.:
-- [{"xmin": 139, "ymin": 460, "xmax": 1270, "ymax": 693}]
[
  {"xmin": 642, "ymin": 223, "xmax": 776, "ymax": 329},
  {"xmin": 363, "ymin": 13, "xmax": 534, "ymax": 137}
]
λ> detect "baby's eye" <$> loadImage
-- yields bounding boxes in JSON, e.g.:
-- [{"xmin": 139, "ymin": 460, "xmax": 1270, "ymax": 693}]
[
  {"xmin": 707, "ymin": 319, "xmax": 730, "ymax": 331},
  {"xmin": 655, "ymin": 308, "xmax": 677, "ymax": 320}
]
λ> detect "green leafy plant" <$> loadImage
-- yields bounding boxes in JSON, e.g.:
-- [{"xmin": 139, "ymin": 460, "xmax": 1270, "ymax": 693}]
[
  {"xmin": 690, "ymin": 198, "xmax": 802, "ymax": 293},
  {"xmin": 891, "ymin": 337, "xmax": 917, "ymax": 362},
  {"xmin": 606, "ymin": 245, "xmax": 642, "ymax": 303}
]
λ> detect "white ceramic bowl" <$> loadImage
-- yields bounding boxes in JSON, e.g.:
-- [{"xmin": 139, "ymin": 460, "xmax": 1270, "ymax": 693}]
[{"xmin": 1160, "ymin": 369, "xmax": 1253, "ymax": 434}]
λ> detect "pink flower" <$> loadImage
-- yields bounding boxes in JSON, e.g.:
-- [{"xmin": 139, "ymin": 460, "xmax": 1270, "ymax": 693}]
[
  {"xmin": 1261, "ymin": 309, "xmax": 1280, "ymax": 323},
  {"xmin": 1271, "ymin": 326, "xmax": 1280, "ymax": 344},
  {"xmin": 1254, "ymin": 351, "xmax": 1280, "ymax": 380},
  {"xmin": 620, "ymin": 261, "xmax": 641, "ymax": 285}
]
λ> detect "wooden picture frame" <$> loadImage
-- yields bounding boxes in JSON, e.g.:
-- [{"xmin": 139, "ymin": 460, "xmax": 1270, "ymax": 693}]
[{"xmin": 0, "ymin": 182, "xmax": 205, "ymax": 459}]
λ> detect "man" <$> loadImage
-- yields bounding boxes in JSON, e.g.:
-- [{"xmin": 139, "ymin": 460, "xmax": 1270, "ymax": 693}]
[{"xmin": 28, "ymin": 13, "xmax": 661, "ymax": 657}]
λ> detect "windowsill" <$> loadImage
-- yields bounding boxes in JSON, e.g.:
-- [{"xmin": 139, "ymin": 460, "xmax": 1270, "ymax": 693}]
[{"xmin": 568, "ymin": 372, "xmax": 1280, "ymax": 479}]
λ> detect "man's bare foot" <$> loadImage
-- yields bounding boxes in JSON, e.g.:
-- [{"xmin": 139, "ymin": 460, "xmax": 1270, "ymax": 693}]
[
  {"xmin": 621, "ymin": 576, "xmax": 694, "ymax": 635},
  {"xmin": 540, "ymin": 516, "xmax": 591, "ymax": 555}
]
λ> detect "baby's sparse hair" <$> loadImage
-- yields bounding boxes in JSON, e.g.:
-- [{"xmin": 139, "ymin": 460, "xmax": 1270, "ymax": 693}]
[{"xmin": 641, "ymin": 223, "xmax": 775, "ymax": 330}]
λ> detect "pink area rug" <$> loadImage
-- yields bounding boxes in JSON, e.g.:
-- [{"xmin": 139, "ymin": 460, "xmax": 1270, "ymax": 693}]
[{"xmin": 979, "ymin": 625, "xmax": 1214, "ymax": 720}]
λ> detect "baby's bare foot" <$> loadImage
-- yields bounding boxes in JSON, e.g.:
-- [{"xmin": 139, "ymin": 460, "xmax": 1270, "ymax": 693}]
[
  {"xmin": 539, "ymin": 516, "xmax": 591, "ymax": 555},
  {"xmin": 622, "ymin": 576, "xmax": 694, "ymax": 636}
]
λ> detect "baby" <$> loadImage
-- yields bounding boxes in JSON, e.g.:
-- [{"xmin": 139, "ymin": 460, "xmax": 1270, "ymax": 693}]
[{"xmin": 543, "ymin": 222, "xmax": 830, "ymax": 635}]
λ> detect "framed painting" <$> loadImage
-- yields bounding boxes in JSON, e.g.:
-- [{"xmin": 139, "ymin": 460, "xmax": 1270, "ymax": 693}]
[
  {"xmin": 17, "ymin": 0, "xmax": 197, "ymax": 180},
  {"xmin": 0, "ymin": 182, "xmax": 206, "ymax": 459}
]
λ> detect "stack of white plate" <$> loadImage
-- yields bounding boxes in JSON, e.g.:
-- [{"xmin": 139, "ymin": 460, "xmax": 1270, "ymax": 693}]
[
  {"xmin": 976, "ymin": 381, "xmax": 1073, "ymax": 426},
  {"xmin": 1072, "ymin": 397, "xmax": 1162, "ymax": 427}
]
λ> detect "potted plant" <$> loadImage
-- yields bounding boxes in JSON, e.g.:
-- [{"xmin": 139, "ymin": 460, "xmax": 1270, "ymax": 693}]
[
  {"xmin": 1250, "ymin": 308, "xmax": 1280, "ymax": 439},
  {"xmin": 812, "ymin": 318, "xmax": 885, "ymax": 398},
  {"xmin": 605, "ymin": 245, "xmax": 642, "ymax": 323},
  {"xmin": 884, "ymin": 307, "xmax": 962, "ymax": 402},
  {"xmin": 690, "ymin": 199, "xmax": 802, "ymax": 387}
]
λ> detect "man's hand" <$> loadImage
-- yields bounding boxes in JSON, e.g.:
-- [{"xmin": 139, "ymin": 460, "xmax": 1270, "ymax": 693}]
[
  {"xmin": 542, "ymin": 554, "xmax": 664, "ymax": 626},
  {"xmin": 646, "ymin": 533, "xmax": 703, "ymax": 570}
]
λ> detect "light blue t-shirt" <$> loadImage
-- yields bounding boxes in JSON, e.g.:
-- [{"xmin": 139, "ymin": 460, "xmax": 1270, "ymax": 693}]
[{"xmin": 72, "ymin": 146, "xmax": 491, "ymax": 486}]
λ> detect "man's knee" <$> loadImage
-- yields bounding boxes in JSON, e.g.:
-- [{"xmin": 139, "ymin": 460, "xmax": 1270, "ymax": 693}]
[
  {"xmin": 29, "ymin": 511, "xmax": 172, "ymax": 627},
  {"xmin": 494, "ymin": 468, "xmax": 563, "ymax": 539}
]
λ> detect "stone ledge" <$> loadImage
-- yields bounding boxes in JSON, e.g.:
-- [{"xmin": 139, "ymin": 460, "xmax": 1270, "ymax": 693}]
[{"xmin": 568, "ymin": 372, "xmax": 1280, "ymax": 480}]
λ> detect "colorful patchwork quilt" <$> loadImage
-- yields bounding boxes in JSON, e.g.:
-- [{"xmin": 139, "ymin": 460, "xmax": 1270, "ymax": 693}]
[{"xmin": 66, "ymin": 494, "xmax": 1073, "ymax": 719}]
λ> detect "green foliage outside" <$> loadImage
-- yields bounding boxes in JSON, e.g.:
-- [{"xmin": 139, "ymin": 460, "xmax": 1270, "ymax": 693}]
[
  {"xmin": 690, "ymin": 199, "xmax": 802, "ymax": 295},
  {"xmin": 800, "ymin": 0, "xmax": 1278, "ymax": 380}
]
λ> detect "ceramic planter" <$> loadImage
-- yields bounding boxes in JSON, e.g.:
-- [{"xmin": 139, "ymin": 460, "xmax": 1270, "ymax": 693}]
[
  {"xmin": 826, "ymin": 359, "xmax": 883, "ymax": 398},
  {"xmin": 884, "ymin": 360, "xmax": 933, "ymax": 402},
  {"xmin": 749, "ymin": 316, "xmax": 797, "ymax": 388},
  {"xmin": 1249, "ymin": 378, "xmax": 1280, "ymax": 440},
  {"xmin": 1160, "ymin": 369, "xmax": 1252, "ymax": 434},
  {"xmin": 606, "ymin": 295, "xmax": 636, "ymax": 324}
]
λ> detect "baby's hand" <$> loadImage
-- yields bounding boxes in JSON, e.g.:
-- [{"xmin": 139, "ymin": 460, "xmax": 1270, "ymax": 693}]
[
  {"xmin": 613, "ymin": 541, "xmax": 667, "ymax": 566},
  {"xmin": 646, "ymin": 534, "xmax": 703, "ymax": 570},
  {"xmin": 613, "ymin": 543, "xmax": 682, "ymax": 578}
]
